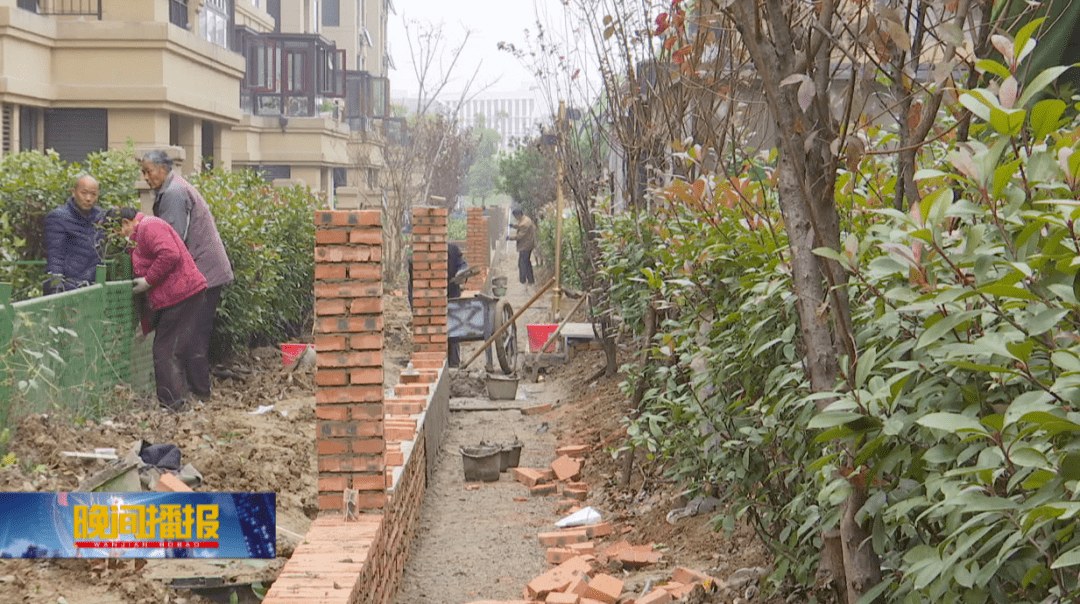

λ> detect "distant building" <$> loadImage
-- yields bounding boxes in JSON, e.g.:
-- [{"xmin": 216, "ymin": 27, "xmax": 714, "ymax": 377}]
[
  {"xmin": 460, "ymin": 92, "xmax": 544, "ymax": 152},
  {"xmin": 392, "ymin": 89, "xmax": 546, "ymax": 152}
]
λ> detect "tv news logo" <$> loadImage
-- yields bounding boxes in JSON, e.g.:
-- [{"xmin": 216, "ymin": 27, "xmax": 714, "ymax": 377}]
[{"xmin": 72, "ymin": 502, "xmax": 220, "ymax": 549}]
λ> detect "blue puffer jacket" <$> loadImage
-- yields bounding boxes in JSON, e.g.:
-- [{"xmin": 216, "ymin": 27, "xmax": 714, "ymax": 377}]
[{"xmin": 44, "ymin": 198, "xmax": 106, "ymax": 293}]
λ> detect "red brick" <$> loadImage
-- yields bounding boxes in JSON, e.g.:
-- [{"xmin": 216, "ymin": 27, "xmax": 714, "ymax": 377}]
[
  {"xmin": 525, "ymin": 555, "xmax": 595, "ymax": 599},
  {"xmin": 317, "ymin": 456, "xmax": 383, "ymax": 473},
  {"xmin": 348, "ymin": 263, "xmax": 381, "ymax": 280},
  {"xmin": 347, "ymin": 403, "xmax": 383, "ymax": 419},
  {"xmin": 318, "ymin": 476, "xmax": 348, "ymax": 492},
  {"xmin": 538, "ymin": 528, "xmax": 589, "ymax": 547},
  {"xmin": 581, "ymin": 574, "xmax": 622, "ymax": 604},
  {"xmin": 315, "ymin": 335, "xmax": 346, "ymax": 351},
  {"xmin": 352, "ymin": 439, "xmax": 384, "ymax": 454},
  {"xmin": 350, "ymin": 367, "xmax": 384, "ymax": 385},
  {"xmin": 531, "ymin": 483, "xmax": 558, "ymax": 497},
  {"xmin": 316, "ymin": 369, "xmax": 348, "ymax": 386},
  {"xmin": 316, "ymin": 316, "xmax": 384, "ymax": 333},
  {"xmin": 314, "ymin": 405, "xmax": 349, "ymax": 420},
  {"xmin": 350, "ymin": 297, "xmax": 384, "ymax": 314},
  {"xmin": 583, "ymin": 522, "xmax": 613, "ymax": 539},
  {"xmin": 522, "ymin": 403, "xmax": 553, "ymax": 416},
  {"xmin": 319, "ymin": 420, "xmax": 381, "ymax": 438},
  {"xmin": 564, "ymin": 486, "xmax": 588, "ymax": 501},
  {"xmin": 315, "ymin": 264, "xmax": 347, "ymax": 279},
  {"xmin": 551, "ymin": 455, "xmax": 583, "ymax": 481},
  {"xmin": 671, "ymin": 567, "xmax": 719, "ymax": 588},
  {"xmin": 315, "ymin": 229, "xmax": 347, "ymax": 244},
  {"xmin": 636, "ymin": 588, "xmax": 672, "ymax": 604},
  {"xmin": 314, "ymin": 282, "xmax": 382, "ymax": 299},
  {"xmin": 556, "ymin": 444, "xmax": 590, "ymax": 458},
  {"xmin": 316, "ymin": 386, "xmax": 382, "ymax": 404},
  {"xmin": 546, "ymin": 591, "xmax": 580, "ymax": 604},
  {"xmin": 154, "ymin": 473, "xmax": 193, "ymax": 492},
  {"xmin": 511, "ymin": 467, "xmax": 549, "ymax": 488},
  {"xmin": 349, "ymin": 229, "xmax": 383, "ymax": 244},
  {"xmin": 385, "ymin": 400, "xmax": 426, "ymax": 415},
  {"xmin": 317, "ymin": 439, "xmax": 349, "ymax": 455},
  {"xmin": 350, "ymin": 333, "xmax": 383, "ymax": 350},
  {"xmin": 546, "ymin": 548, "xmax": 579, "ymax": 565},
  {"xmin": 351, "ymin": 475, "xmax": 384, "ymax": 491}
]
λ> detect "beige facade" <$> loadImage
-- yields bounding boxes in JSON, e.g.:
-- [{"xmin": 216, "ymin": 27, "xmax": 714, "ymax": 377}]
[
  {"xmin": 318, "ymin": 0, "xmax": 392, "ymax": 75},
  {"xmin": 0, "ymin": 0, "xmax": 389, "ymax": 204}
]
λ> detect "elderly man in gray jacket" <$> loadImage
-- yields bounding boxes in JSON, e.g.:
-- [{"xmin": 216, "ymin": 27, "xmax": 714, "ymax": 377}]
[{"xmin": 140, "ymin": 150, "xmax": 234, "ymax": 401}]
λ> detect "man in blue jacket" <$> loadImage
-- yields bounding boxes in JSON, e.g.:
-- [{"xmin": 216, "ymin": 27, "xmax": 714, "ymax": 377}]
[{"xmin": 44, "ymin": 173, "xmax": 105, "ymax": 294}]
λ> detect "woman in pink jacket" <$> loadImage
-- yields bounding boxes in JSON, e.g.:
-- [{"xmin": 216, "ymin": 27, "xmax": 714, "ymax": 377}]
[{"xmin": 112, "ymin": 208, "xmax": 207, "ymax": 410}]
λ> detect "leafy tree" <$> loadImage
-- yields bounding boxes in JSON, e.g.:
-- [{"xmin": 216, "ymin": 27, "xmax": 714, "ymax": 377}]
[
  {"xmin": 463, "ymin": 118, "xmax": 502, "ymax": 206},
  {"xmin": 496, "ymin": 143, "xmax": 556, "ymax": 216}
]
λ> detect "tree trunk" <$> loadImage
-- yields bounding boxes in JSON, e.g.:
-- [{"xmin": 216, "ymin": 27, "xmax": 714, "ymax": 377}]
[
  {"xmin": 775, "ymin": 157, "xmax": 838, "ymax": 393},
  {"xmin": 841, "ymin": 479, "xmax": 882, "ymax": 603}
]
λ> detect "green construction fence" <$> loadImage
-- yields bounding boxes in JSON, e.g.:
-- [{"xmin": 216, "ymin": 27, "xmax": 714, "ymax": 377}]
[{"xmin": 0, "ymin": 265, "xmax": 155, "ymax": 435}]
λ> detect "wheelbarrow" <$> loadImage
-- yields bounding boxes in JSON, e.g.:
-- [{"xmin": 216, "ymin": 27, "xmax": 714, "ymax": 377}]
[{"xmin": 447, "ymin": 291, "xmax": 517, "ymax": 374}]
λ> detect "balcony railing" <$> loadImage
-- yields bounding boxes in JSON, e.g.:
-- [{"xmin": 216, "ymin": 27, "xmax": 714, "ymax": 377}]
[
  {"xmin": 17, "ymin": 0, "xmax": 102, "ymax": 19},
  {"xmin": 237, "ymin": 28, "xmax": 346, "ymax": 119},
  {"xmin": 344, "ymin": 70, "xmax": 390, "ymax": 133}
]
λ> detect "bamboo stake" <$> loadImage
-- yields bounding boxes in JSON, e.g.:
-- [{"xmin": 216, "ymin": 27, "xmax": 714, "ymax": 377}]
[{"xmin": 460, "ymin": 278, "xmax": 555, "ymax": 370}]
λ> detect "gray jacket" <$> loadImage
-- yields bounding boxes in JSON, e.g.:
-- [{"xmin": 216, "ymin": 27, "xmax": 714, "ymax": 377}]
[{"xmin": 152, "ymin": 172, "xmax": 234, "ymax": 289}]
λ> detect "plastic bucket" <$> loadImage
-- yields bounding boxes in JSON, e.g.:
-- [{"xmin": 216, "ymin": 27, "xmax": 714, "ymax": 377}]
[
  {"xmin": 281, "ymin": 343, "xmax": 311, "ymax": 367},
  {"xmin": 486, "ymin": 375, "xmax": 519, "ymax": 400},
  {"xmin": 527, "ymin": 324, "xmax": 560, "ymax": 353},
  {"xmin": 461, "ymin": 446, "xmax": 501, "ymax": 482},
  {"xmin": 502, "ymin": 441, "xmax": 523, "ymax": 469}
]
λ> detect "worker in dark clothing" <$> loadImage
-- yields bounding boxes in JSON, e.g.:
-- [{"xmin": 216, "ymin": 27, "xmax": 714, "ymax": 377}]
[
  {"xmin": 408, "ymin": 242, "xmax": 469, "ymax": 367},
  {"xmin": 43, "ymin": 174, "xmax": 105, "ymax": 294}
]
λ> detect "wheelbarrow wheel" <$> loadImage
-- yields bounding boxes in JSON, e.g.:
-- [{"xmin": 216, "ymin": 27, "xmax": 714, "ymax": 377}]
[{"xmin": 493, "ymin": 299, "xmax": 517, "ymax": 375}]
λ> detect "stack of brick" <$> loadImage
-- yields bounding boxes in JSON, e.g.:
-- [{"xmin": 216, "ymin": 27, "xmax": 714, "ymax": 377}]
[
  {"xmin": 412, "ymin": 206, "xmax": 449, "ymax": 359},
  {"xmin": 312, "ymin": 210, "xmax": 386, "ymax": 514},
  {"xmin": 464, "ymin": 206, "xmax": 489, "ymax": 290},
  {"xmin": 263, "ymin": 209, "xmax": 451, "ymax": 604}
]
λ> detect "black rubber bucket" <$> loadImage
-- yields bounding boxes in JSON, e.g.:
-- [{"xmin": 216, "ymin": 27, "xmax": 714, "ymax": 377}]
[{"xmin": 461, "ymin": 446, "xmax": 501, "ymax": 482}]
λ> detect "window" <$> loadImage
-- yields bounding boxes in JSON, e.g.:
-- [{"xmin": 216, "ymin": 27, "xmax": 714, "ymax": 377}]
[
  {"xmin": 201, "ymin": 0, "xmax": 229, "ymax": 48},
  {"xmin": 322, "ymin": 0, "xmax": 339, "ymax": 27}
]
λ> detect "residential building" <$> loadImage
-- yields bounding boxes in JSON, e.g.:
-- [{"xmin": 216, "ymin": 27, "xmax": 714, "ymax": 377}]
[{"xmin": 0, "ymin": 0, "xmax": 392, "ymax": 204}]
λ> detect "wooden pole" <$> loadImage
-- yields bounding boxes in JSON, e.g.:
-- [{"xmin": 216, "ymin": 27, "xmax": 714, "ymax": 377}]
[
  {"xmin": 460, "ymin": 278, "xmax": 556, "ymax": 370},
  {"xmin": 553, "ymin": 101, "xmax": 566, "ymax": 321}
]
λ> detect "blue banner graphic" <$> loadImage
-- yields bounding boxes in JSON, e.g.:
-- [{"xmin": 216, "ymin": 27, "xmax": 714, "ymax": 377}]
[{"xmin": 0, "ymin": 492, "xmax": 276, "ymax": 558}]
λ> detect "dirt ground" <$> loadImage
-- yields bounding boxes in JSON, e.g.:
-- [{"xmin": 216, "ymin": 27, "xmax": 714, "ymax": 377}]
[{"xmin": 0, "ymin": 245, "xmax": 779, "ymax": 604}]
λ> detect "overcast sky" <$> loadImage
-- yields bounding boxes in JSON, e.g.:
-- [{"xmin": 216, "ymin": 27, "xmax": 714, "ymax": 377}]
[{"xmin": 387, "ymin": 0, "xmax": 578, "ymax": 102}]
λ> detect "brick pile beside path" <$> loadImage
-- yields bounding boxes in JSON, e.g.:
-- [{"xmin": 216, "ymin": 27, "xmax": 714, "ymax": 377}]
[{"xmin": 460, "ymin": 428, "xmax": 727, "ymax": 604}]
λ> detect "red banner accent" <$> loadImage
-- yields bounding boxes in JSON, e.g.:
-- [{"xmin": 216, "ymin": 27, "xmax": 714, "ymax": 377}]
[{"xmin": 74, "ymin": 541, "xmax": 219, "ymax": 548}]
